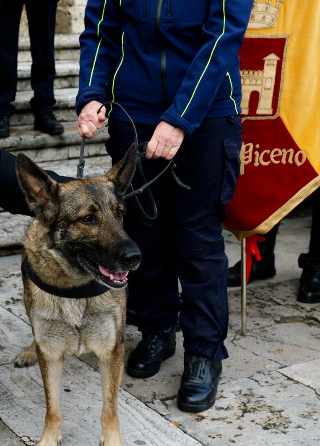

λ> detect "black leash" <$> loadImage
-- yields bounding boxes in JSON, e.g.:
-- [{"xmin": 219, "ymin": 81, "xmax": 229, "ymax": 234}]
[{"xmin": 77, "ymin": 101, "xmax": 191, "ymax": 220}]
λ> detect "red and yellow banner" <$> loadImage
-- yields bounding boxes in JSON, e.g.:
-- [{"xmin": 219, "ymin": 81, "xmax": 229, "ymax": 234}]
[{"xmin": 224, "ymin": 0, "xmax": 320, "ymax": 240}]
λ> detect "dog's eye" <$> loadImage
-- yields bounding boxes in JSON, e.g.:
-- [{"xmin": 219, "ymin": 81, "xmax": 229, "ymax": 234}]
[
  {"xmin": 117, "ymin": 209, "xmax": 123, "ymax": 220},
  {"xmin": 79, "ymin": 214, "xmax": 95, "ymax": 224}
]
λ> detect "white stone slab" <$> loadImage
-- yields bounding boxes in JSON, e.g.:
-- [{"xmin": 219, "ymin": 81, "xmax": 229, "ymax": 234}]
[
  {"xmin": 0, "ymin": 421, "xmax": 24, "ymax": 446},
  {"xmin": 279, "ymin": 359, "xmax": 320, "ymax": 395},
  {"xmin": 0, "ymin": 272, "xmax": 27, "ymax": 324},
  {"xmin": 0, "ymin": 308, "xmax": 201, "ymax": 446},
  {"xmin": 148, "ymin": 371, "xmax": 320, "ymax": 446}
]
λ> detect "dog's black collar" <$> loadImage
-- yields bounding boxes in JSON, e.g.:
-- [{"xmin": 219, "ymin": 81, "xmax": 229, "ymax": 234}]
[{"xmin": 21, "ymin": 258, "xmax": 109, "ymax": 299}]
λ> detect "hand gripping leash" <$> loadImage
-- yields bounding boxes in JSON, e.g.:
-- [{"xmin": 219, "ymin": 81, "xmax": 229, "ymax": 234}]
[{"xmin": 77, "ymin": 101, "xmax": 191, "ymax": 220}]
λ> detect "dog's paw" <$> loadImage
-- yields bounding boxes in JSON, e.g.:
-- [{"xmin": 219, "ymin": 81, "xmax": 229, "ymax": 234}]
[
  {"xmin": 14, "ymin": 350, "xmax": 38, "ymax": 368},
  {"xmin": 37, "ymin": 434, "xmax": 62, "ymax": 446},
  {"xmin": 99, "ymin": 436, "xmax": 122, "ymax": 446}
]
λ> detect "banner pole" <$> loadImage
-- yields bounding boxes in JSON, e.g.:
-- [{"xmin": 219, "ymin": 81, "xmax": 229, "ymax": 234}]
[{"xmin": 241, "ymin": 238, "xmax": 247, "ymax": 336}]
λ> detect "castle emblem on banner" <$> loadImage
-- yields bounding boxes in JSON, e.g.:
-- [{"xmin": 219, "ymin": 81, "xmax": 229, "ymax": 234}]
[
  {"xmin": 248, "ymin": 0, "xmax": 284, "ymax": 29},
  {"xmin": 241, "ymin": 53, "xmax": 280, "ymax": 115}
]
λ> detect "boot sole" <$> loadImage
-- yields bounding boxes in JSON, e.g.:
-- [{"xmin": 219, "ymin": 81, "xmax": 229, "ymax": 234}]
[
  {"xmin": 177, "ymin": 397, "xmax": 216, "ymax": 413},
  {"xmin": 297, "ymin": 295, "xmax": 320, "ymax": 304},
  {"xmin": 127, "ymin": 345, "xmax": 176, "ymax": 379}
]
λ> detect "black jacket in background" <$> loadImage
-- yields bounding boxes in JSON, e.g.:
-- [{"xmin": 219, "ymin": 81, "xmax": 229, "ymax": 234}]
[{"xmin": 0, "ymin": 149, "xmax": 73, "ymax": 216}]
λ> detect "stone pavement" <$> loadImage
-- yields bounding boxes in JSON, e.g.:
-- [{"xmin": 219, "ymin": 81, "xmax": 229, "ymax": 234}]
[{"xmin": 1, "ymin": 211, "xmax": 320, "ymax": 446}]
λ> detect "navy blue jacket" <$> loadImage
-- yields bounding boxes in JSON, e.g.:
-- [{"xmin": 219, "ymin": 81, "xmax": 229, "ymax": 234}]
[{"xmin": 76, "ymin": 0, "xmax": 253, "ymax": 136}]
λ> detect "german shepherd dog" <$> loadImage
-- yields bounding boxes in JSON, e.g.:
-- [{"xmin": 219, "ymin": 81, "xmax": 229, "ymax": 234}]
[{"xmin": 14, "ymin": 146, "xmax": 141, "ymax": 446}]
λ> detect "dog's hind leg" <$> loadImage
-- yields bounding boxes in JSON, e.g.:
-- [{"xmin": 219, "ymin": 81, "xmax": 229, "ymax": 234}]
[
  {"xmin": 36, "ymin": 345, "xmax": 64, "ymax": 446},
  {"xmin": 15, "ymin": 339, "xmax": 38, "ymax": 367},
  {"xmin": 97, "ymin": 343, "xmax": 124, "ymax": 446}
]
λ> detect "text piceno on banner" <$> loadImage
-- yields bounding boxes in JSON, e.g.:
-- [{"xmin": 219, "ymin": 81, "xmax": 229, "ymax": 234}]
[{"xmin": 240, "ymin": 143, "xmax": 306, "ymax": 175}]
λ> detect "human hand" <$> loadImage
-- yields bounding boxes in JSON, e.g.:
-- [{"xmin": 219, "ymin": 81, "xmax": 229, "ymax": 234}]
[
  {"xmin": 146, "ymin": 121, "xmax": 185, "ymax": 160},
  {"xmin": 77, "ymin": 101, "xmax": 106, "ymax": 139}
]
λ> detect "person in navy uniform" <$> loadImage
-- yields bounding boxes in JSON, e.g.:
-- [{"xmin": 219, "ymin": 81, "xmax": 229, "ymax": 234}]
[
  {"xmin": 76, "ymin": 0, "xmax": 253, "ymax": 412},
  {"xmin": 0, "ymin": 0, "xmax": 64, "ymax": 138}
]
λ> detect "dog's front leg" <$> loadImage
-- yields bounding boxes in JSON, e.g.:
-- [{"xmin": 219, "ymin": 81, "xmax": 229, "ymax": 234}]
[
  {"xmin": 36, "ymin": 345, "xmax": 64, "ymax": 446},
  {"xmin": 98, "ymin": 343, "xmax": 124, "ymax": 446}
]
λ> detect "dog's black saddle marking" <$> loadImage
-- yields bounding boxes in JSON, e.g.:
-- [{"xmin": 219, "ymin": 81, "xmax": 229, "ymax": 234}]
[{"xmin": 21, "ymin": 258, "xmax": 109, "ymax": 299}]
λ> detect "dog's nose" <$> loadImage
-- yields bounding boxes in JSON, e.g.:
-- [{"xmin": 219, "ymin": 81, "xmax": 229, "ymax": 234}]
[{"xmin": 120, "ymin": 247, "xmax": 142, "ymax": 268}]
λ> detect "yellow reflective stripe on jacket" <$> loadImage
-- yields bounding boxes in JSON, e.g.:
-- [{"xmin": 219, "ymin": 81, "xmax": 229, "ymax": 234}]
[
  {"xmin": 180, "ymin": 0, "xmax": 226, "ymax": 118},
  {"xmin": 226, "ymin": 72, "xmax": 238, "ymax": 115},
  {"xmin": 108, "ymin": 31, "xmax": 125, "ymax": 116},
  {"xmin": 89, "ymin": 0, "xmax": 108, "ymax": 86}
]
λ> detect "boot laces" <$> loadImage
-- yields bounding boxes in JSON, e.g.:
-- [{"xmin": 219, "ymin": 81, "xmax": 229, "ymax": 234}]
[{"xmin": 185, "ymin": 355, "xmax": 208, "ymax": 379}]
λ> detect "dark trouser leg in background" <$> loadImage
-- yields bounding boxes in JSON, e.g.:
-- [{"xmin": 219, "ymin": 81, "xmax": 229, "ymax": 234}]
[
  {"xmin": 298, "ymin": 187, "xmax": 320, "ymax": 303},
  {"xmin": 228, "ymin": 222, "xmax": 280, "ymax": 287},
  {"xmin": 0, "ymin": 0, "xmax": 24, "ymax": 118},
  {"xmin": 25, "ymin": 0, "xmax": 58, "ymax": 114},
  {"xmin": 25, "ymin": 0, "xmax": 63, "ymax": 134}
]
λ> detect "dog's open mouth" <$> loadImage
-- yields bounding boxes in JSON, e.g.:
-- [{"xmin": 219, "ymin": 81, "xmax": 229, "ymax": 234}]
[{"xmin": 79, "ymin": 256, "xmax": 128, "ymax": 289}]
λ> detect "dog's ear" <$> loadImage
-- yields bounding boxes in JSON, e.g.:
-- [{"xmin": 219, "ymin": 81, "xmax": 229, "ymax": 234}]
[
  {"xmin": 104, "ymin": 143, "xmax": 137, "ymax": 195},
  {"xmin": 16, "ymin": 153, "xmax": 59, "ymax": 223}
]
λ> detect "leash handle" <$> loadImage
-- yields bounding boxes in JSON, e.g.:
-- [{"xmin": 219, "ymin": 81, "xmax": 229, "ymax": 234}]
[{"xmin": 77, "ymin": 102, "xmax": 191, "ymax": 219}]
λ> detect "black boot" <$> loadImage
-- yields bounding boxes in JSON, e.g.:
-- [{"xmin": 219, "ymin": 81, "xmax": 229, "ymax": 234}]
[
  {"xmin": 298, "ymin": 188, "xmax": 320, "ymax": 303},
  {"xmin": 34, "ymin": 111, "xmax": 64, "ymax": 135},
  {"xmin": 228, "ymin": 223, "xmax": 280, "ymax": 287},
  {"xmin": 177, "ymin": 352, "xmax": 222, "ymax": 413},
  {"xmin": 297, "ymin": 254, "xmax": 320, "ymax": 303},
  {"xmin": 0, "ymin": 116, "xmax": 10, "ymax": 138},
  {"xmin": 127, "ymin": 326, "xmax": 176, "ymax": 378}
]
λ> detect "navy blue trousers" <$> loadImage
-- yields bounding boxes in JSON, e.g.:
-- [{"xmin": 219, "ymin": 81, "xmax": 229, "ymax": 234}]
[
  {"xmin": 107, "ymin": 116, "xmax": 242, "ymax": 360},
  {"xmin": 0, "ymin": 0, "xmax": 59, "ymax": 116}
]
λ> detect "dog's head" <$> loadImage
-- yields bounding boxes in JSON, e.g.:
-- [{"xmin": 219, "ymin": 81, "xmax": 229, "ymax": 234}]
[{"xmin": 16, "ymin": 145, "xmax": 141, "ymax": 289}]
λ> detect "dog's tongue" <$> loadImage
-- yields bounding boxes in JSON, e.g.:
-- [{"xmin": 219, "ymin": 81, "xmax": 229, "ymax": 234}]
[{"xmin": 99, "ymin": 265, "xmax": 127, "ymax": 281}]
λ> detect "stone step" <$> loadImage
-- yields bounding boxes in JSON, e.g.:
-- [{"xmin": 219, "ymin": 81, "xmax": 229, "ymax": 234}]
[
  {"xmin": 18, "ymin": 33, "xmax": 80, "ymax": 51},
  {"xmin": 18, "ymin": 60, "xmax": 78, "ymax": 80},
  {"xmin": 18, "ymin": 76, "xmax": 78, "ymax": 92},
  {"xmin": 13, "ymin": 88, "xmax": 77, "ymax": 112},
  {"xmin": 11, "ymin": 87, "xmax": 77, "ymax": 127},
  {"xmin": 0, "ymin": 122, "xmax": 109, "ymax": 162},
  {"xmin": 10, "ymin": 109, "xmax": 77, "ymax": 127},
  {"xmin": 18, "ymin": 49, "xmax": 80, "ymax": 64},
  {"xmin": 0, "ymin": 156, "xmax": 112, "ymax": 250},
  {"xmin": 17, "ymin": 59, "xmax": 79, "ymax": 91},
  {"xmin": 17, "ymin": 36, "xmax": 80, "ymax": 85}
]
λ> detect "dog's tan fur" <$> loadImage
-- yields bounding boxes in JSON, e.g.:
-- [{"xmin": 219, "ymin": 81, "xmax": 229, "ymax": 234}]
[{"xmin": 15, "ymin": 147, "xmax": 140, "ymax": 446}]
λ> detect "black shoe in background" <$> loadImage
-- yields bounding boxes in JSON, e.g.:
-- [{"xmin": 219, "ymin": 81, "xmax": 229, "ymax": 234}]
[
  {"xmin": 34, "ymin": 111, "xmax": 64, "ymax": 135},
  {"xmin": 127, "ymin": 325, "xmax": 176, "ymax": 378},
  {"xmin": 0, "ymin": 116, "xmax": 10, "ymax": 138},
  {"xmin": 177, "ymin": 352, "xmax": 222, "ymax": 413},
  {"xmin": 297, "ymin": 253, "xmax": 320, "ymax": 303},
  {"xmin": 228, "ymin": 256, "xmax": 276, "ymax": 287},
  {"xmin": 228, "ymin": 224, "xmax": 279, "ymax": 287}
]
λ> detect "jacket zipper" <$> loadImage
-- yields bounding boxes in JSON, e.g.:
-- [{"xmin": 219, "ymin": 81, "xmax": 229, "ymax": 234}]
[
  {"xmin": 155, "ymin": 0, "xmax": 169, "ymax": 110},
  {"xmin": 168, "ymin": 0, "xmax": 172, "ymax": 16}
]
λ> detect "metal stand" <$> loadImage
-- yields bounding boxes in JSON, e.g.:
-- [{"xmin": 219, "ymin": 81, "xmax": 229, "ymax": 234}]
[{"xmin": 241, "ymin": 238, "xmax": 247, "ymax": 336}]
